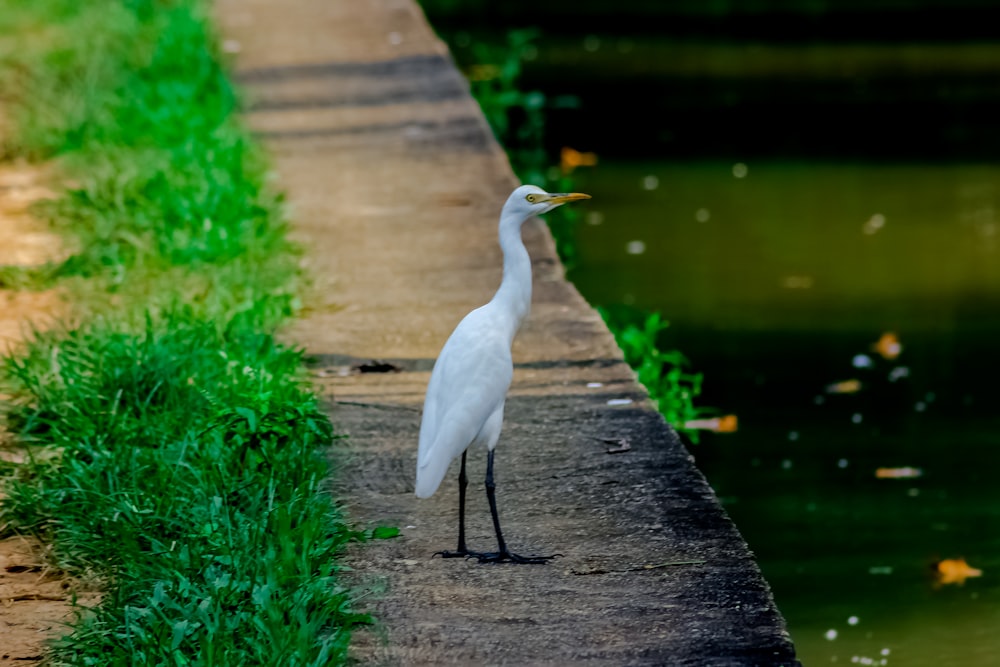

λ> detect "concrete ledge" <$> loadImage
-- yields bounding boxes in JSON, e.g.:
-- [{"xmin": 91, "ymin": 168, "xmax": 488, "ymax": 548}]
[{"xmin": 217, "ymin": 0, "xmax": 800, "ymax": 664}]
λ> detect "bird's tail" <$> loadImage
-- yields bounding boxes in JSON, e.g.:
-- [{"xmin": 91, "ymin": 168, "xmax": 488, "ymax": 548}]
[{"xmin": 414, "ymin": 449, "xmax": 452, "ymax": 499}]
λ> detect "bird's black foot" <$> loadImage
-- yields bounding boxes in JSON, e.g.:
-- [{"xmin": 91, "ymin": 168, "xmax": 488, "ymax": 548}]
[{"xmin": 468, "ymin": 550, "xmax": 563, "ymax": 564}]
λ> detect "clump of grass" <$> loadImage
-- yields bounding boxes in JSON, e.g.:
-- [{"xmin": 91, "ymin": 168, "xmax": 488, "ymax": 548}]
[
  {"xmin": 4, "ymin": 0, "xmax": 292, "ymax": 291},
  {"xmin": 4, "ymin": 316, "xmax": 363, "ymax": 663},
  {"xmin": 0, "ymin": 0, "xmax": 368, "ymax": 663},
  {"xmin": 48, "ymin": 136, "xmax": 286, "ymax": 277},
  {"xmin": 598, "ymin": 307, "xmax": 713, "ymax": 441}
]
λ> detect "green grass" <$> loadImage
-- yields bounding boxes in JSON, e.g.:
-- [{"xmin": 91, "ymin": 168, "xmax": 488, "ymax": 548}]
[
  {"xmin": 1, "ymin": 0, "xmax": 296, "ymax": 305},
  {"xmin": 0, "ymin": 0, "xmax": 369, "ymax": 663},
  {"xmin": 4, "ymin": 317, "xmax": 362, "ymax": 664},
  {"xmin": 597, "ymin": 307, "xmax": 713, "ymax": 442}
]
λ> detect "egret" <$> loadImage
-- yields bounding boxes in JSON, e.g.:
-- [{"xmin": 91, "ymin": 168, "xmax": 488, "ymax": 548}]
[{"xmin": 415, "ymin": 184, "xmax": 590, "ymax": 564}]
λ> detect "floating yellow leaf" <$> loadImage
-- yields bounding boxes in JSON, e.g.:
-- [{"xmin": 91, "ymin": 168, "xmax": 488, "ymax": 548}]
[
  {"xmin": 683, "ymin": 414, "xmax": 738, "ymax": 433},
  {"xmin": 873, "ymin": 332, "xmax": 902, "ymax": 360},
  {"xmin": 561, "ymin": 146, "xmax": 598, "ymax": 174},
  {"xmin": 716, "ymin": 415, "xmax": 738, "ymax": 432},
  {"xmin": 826, "ymin": 379, "xmax": 862, "ymax": 394},
  {"xmin": 875, "ymin": 466, "xmax": 923, "ymax": 479},
  {"xmin": 934, "ymin": 558, "xmax": 982, "ymax": 585}
]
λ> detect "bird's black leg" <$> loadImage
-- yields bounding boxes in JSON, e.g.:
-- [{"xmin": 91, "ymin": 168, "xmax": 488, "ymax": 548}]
[
  {"xmin": 435, "ymin": 451, "xmax": 470, "ymax": 558},
  {"xmin": 471, "ymin": 449, "xmax": 560, "ymax": 564}
]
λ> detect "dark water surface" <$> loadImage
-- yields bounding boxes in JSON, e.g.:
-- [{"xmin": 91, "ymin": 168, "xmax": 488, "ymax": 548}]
[
  {"xmin": 571, "ymin": 159, "xmax": 1000, "ymax": 665},
  {"xmin": 426, "ymin": 10, "xmax": 1000, "ymax": 662}
]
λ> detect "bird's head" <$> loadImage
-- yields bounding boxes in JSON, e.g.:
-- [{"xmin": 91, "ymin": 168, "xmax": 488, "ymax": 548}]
[{"xmin": 505, "ymin": 184, "xmax": 591, "ymax": 219}]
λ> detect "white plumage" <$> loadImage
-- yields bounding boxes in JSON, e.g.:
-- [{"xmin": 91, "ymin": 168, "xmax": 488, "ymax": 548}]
[
  {"xmin": 415, "ymin": 184, "xmax": 590, "ymax": 563},
  {"xmin": 415, "ymin": 312, "xmax": 511, "ymax": 498}
]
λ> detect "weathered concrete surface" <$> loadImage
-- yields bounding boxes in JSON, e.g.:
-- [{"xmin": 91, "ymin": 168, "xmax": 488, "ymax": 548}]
[{"xmin": 216, "ymin": 1, "xmax": 800, "ymax": 664}]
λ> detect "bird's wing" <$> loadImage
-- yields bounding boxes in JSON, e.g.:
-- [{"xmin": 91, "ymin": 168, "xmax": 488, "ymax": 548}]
[{"xmin": 416, "ymin": 310, "xmax": 512, "ymax": 498}]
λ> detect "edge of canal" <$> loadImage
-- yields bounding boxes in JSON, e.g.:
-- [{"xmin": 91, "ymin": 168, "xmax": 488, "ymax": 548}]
[{"xmin": 216, "ymin": 0, "xmax": 801, "ymax": 663}]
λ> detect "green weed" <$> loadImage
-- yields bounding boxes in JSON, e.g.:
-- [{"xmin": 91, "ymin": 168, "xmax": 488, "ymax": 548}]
[
  {"xmin": 466, "ymin": 29, "xmax": 547, "ymax": 170},
  {"xmin": 599, "ymin": 307, "xmax": 714, "ymax": 442}
]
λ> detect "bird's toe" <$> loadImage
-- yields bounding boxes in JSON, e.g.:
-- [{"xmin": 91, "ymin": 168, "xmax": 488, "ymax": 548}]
[{"xmin": 434, "ymin": 549, "xmax": 472, "ymax": 559}]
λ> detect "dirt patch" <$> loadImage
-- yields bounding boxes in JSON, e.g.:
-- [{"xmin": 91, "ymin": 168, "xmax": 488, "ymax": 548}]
[
  {"xmin": 0, "ymin": 159, "xmax": 87, "ymax": 663},
  {"xmin": 0, "ymin": 536, "xmax": 100, "ymax": 663},
  {"xmin": 0, "ymin": 162, "xmax": 65, "ymax": 347}
]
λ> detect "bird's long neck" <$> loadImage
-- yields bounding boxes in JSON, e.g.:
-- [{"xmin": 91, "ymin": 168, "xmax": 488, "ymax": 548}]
[{"xmin": 490, "ymin": 211, "xmax": 532, "ymax": 342}]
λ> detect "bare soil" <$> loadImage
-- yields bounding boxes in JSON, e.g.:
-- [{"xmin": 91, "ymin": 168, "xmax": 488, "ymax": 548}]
[
  {"xmin": 0, "ymin": 536, "xmax": 100, "ymax": 663},
  {"xmin": 0, "ymin": 161, "xmax": 97, "ymax": 663},
  {"xmin": 217, "ymin": 1, "xmax": 800, "ymax": 665},
  {"xmin": 0, "ymin": 163, "xmax": 64, "ymax": 346}
]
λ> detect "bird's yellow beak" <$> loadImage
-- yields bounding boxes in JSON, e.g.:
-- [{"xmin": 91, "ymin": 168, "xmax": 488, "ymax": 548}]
[{"xmin": 544, "ymin": 192, "xmax": 591, "ymax": 204}]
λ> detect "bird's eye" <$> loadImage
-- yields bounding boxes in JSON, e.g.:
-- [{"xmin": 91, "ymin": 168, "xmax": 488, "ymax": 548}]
[{"xmin": 526, "ymin": 194, "xmax": 537, "ymax": 203}]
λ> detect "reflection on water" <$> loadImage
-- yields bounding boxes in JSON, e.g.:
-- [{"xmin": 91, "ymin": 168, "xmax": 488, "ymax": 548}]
[{"xmin": 570, "ymin": 160, "xmax": 1000, "ymax": 665}]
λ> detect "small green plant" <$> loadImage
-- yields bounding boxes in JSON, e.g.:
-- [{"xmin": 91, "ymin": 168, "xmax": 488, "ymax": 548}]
[
  {"xmin": 465, "ymin": 29, "xmax": 546, "ymax": 165},
  {"xmin": 599, "ymin": 308, "xmax": 714, "ymax": 442}
]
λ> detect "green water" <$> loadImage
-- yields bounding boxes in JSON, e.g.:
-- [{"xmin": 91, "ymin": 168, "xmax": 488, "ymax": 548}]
[
  {"xmin": 422, "ymin": 6, "xmax": 1000, "ymax": 660},
  {"xmin": 570, "ymin": 160, "xmax": 1000, "ymax": 665}
]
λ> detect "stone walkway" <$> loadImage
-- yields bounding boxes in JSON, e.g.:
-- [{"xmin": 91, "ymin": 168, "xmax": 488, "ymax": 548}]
[{"xmin": 216, "ymin": 1, "xmax": 800, "ymax": 664}]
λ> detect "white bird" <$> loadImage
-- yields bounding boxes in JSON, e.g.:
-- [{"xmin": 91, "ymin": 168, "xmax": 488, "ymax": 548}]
[{"xmin": 416, "ymin": 184, "xmax": 590, "ymax": 564}]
